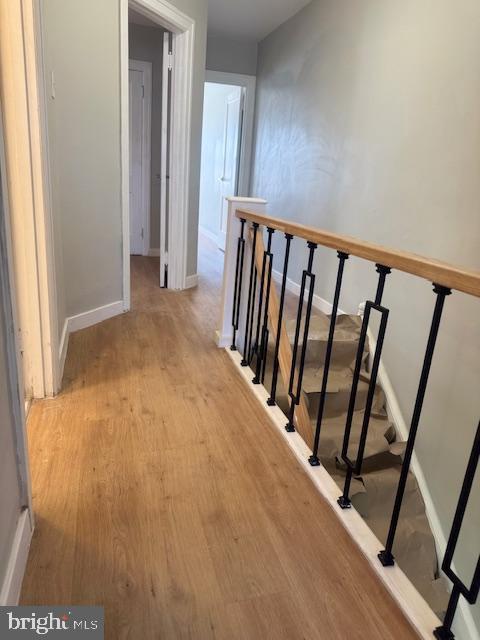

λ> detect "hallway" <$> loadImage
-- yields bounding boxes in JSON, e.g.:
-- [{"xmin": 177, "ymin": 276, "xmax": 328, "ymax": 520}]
[{"xmin": 20, "ymin": 236, "xmax": 417, "ymax": 639}]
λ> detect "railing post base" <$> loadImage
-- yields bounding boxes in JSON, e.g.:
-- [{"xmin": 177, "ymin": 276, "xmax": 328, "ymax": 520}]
[
  {"xmin": 337, "ymin": 496, "xmax": 352, "ymax": 509},
  {"xmin": 285, "ymin": 423, "xmax": 295, "ymax": 433},
  {"xmin": 378, "ymin": 549, "xmax": 395, "ymax": 567},
  {"xmin": 266, "ymin": 397, "xmax": 276, "ymax": 406},
  {"xmin": 240, "ymin": 359, "xmax": 248, "ymax": 367},
  {"xmin": 230, "ymin": 345, "xmax": 237, "ymax": 351},
  {"xmin": 308, "ymin": 455, "xmax": 320, "ymax": 467},
  {"xmin": 433, "ymin": 627, "xmax": 455, "ymax": 640},
  {"xmin": 252, "ymin": 376, "xmax": 260, "ymax": 384}
]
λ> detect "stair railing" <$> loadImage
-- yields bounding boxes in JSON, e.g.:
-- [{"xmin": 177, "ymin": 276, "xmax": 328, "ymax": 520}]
[{"xmin": 217, "ymin": 197, "xmax": 480, "ymax": 640}]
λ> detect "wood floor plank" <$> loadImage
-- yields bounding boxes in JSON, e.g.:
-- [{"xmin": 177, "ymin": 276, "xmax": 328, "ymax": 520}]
[{"xmin": 20, "ymin": 235, "xmax": 419, "ymax": 639}]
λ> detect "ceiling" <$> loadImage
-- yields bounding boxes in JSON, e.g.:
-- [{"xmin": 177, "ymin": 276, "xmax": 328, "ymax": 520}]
[{"xmin": 208, "ymin": 0, "xmax": 311, "ymax": 42}]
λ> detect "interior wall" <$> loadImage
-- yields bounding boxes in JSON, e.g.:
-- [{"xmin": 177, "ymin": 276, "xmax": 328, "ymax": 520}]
[
  {"xmin": 129, "ymin": 23, "xmax": 165, "ymax": 252},
  {"xmin": 0, "ymin": 263, "xmax": 22, "ymax": 588},
  {"xmin": 0, "ymin": 116, "xmax": 26, "ymax": 599},
  {"xmin": 251, "ymin": 0, "xmax": 480, "ymax": 635},
  {"xmin": 206, "ymin": 34, "xmax": 257, "ymax": 76},
  {"xmin": 40, "ymin": 0, "xmax": 207, "ymax": 317},
  {"xmin": 199, "ymin": 83, "xmax": 241, "ymax": 240}
]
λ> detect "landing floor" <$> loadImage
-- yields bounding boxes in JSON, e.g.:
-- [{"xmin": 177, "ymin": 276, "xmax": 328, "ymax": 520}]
[{"xmin": 21, "ymin": 236, "xmax": 417, "ymax": 639}]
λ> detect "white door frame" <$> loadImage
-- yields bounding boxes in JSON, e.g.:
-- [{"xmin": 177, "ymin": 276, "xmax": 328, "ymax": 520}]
[
  {"xmin": 0, "ymin": 0, "xmax": 60, "ymax": 398},
  {"xmin": 121, "ymin": 0, "xmax": 195, "ymax": 300},
  {"xmin": 205, "ymin": 70, "xmax": 256, "ymax": 197},
  {"xmin": 129, "ymin": 58, "xmax": 152, "ymax": 257}
]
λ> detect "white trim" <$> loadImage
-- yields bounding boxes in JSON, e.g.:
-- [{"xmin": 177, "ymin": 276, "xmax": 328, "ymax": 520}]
[
  {"xmin": 57, "ymin": 302, "xmax": 125, "ymax": 386},
  {"xmin": 147, "ymin": 248, "xmax": 160, "ymax": 257},
  {"xmin": 272, "ymin": 269, "xmax": 336, "ymax": 316},
  {"xmin": 129, "ymin": 58, "xmax": 152, "ymax": 257},
  {"xmin": 0, "ymin": 509, "xmax": 33, "ymax": 605},
  {"xmin": 205, "ymin": 70, "xmax": 256, "ymax": 198},
  {"xmin": 226, "ymin": 348, "xmax": 441, "ymax": 640},
  {"xmin": 67, "ymin": 301, "xmax": 124, "ymax": 334},
  {"xmin": 122, "ymin": 0, "xmax": 195, "ymax": 295},
  {"xmin": 24, "ymin": 0, "xmax": 60, "ymax": 396},
  {"xmin": 159, "ymin": 31, "xmax": 170, "ymax": 287},
  {"xmin": 58, "ymin": 318, "xmax": 69, "ymax": 384},
  {"xmin": 185, "ymin": 274, "xmax": 198, "ymax": 289},
  {"xmin": 1, "ymin": 1, "xmax": 59, "ymax": 398},
  {"xmin": 121, "ymin": 0, "xmax": 130, "ymax": 310}
]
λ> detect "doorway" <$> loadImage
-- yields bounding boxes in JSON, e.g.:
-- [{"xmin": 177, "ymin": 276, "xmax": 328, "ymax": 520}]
[
  {"xmin": 122, "ymin": 0, "xmax": 194, "ymax": 300},
  {"xmin": 198, "ymin": 71, "xmax": 256, "ymax": 263}
]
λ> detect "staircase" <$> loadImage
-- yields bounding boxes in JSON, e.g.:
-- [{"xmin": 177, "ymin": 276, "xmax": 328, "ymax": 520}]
[
  {"xmin": 261, "ymin": 308, "xmax": 450, "ymax": 618},
  {"xmin": 218, "ymin": 197, "xmax": 480, "ymax": 640}
]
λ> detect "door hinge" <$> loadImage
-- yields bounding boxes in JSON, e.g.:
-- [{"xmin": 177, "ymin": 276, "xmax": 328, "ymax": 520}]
[
  {"xmin": 141, "ymin": 228, "xmax": 144, "ymax": 239},
  {"xmin": 168, "ymin": 52, "xmax": 173, "ymax": 71},
  {"xmin": 142, "ymin": 84, "xmax": 145, "ymax": 99}
]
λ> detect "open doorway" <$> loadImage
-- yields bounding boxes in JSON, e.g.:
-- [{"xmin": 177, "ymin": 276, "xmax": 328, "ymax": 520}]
[
  {"xmin": 128, "ymin": 10, "xmax": 172, "ymax": 292},
  {"xmin": 122, "ymin": 0, "xmax": 195, "ymax": 301},
  {"xmin": 198, "ymin": 72, "xmax": 256, "ymax": 271}
]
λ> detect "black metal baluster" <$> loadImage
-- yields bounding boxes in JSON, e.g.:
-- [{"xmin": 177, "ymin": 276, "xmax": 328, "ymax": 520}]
[
  {"xmin": 337, "ymin": 264, "xmax": 391, "ymax": 508},
  {"xmin": 231, "ymin": 218, "xmax": 246, "ymax": 351},
  {"xmin": 379, "ymin": 284, "xmax": 452, "ymax": 566},
  {"xmin": 268, "ymin": 234, "xmax": 293, "ymax": 405},
  {"xmin": 247, "ymin": 263, "xmax": 259, "ymax": 364},
  {"xmin": 309, "ymin": 251, "xmax": 349, "ymax": 466},
  {"xmin": 253, "ymin": 228, "xmax": 274, "ymax": 384},
  {"xmin": 241, "ymin": 222, "xmax": 259, "ymax": 366},
  {"xmin": 434, "ymin": 421, "xmax": 480, "ymax": 640},
  {"xmin": 285, "ymin": 242, "xmax": 317, "ymax": 432}
]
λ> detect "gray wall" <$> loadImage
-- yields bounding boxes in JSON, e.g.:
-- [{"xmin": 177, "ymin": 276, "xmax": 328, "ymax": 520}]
[
  {"xmin": 129, "ymin": 24, "xmax": 165, "ymax": 251},
  {"xmin": 41, "ymin": 0, "xmax": 123, "ymax": 318},
  {"xmin": 0, "ymin": 269, "xmax": 22, "ymax": 584},
  {"xmin": 206, "ymin": 35, "xmax": 257, "ymax": 76},
  {"xmin": 0, "ymin": 142, "xmax": 24, "ymax": 593},
  {"xmin": 251, "ymin": 0, "xmax": 480, "ymax": 634},
  {"xmin": 41, "ymin": 0, "xmax": 207, "ymax": 323}
]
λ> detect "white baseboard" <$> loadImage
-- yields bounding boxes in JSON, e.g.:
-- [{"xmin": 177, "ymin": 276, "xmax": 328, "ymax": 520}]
[
  {"xmin": 271, "ymin": 271, "xmax": 476, "ymax": 639},
  {"xmin": 199, "ymin": 226, "xmax": 219, "ymax": 245},
  {"xmin": 0, "ymin": 509, "xmax": 33, "ymax": 605},
  {"xmin": 226, "ymin": 348, "xmax": 441, "ymax": 640},
  {"xmin": 58, "ymin": 318, "xmax": 69, "ymax": 386},
  {"xmin": 147, "ymin": 248, "xmax": 160, "ymax": 257},
  {"xmin": 57, "ymin": 301, "xmax": 124, "ymax": 387},
  {"xmin": 67, "ymin": 300, "xmax": 124, "ymax": 334},
  {"xmin": 185, "ymin": 274, "xmax": 198, "ymax": 289},
  {"xmin": 215, "ymin": 329, "xmax": 232, "ymax": 348},
  {"xmin": 272, "ymin": 269, "xmax": 336, "ymax": 315}
]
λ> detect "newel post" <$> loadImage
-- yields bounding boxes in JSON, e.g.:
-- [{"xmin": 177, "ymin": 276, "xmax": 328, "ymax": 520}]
[{"xmin": 216, "ymin": 197, "xmax": 268, "ymax": 348}]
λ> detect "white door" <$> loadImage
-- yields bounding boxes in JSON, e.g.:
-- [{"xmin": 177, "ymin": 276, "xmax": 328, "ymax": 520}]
[
  {"xmin": 160, "ymin": 32, "xmax": 172, "ymax": 287},
  {"xmin": 129, "ymin": 67, "xmax": 144, "ymax": 255},
  {"xmin": 218, "ymin": 89, "xmax": 243, "ymax": 251},
  {"xmin": 129, "ymin": 60, "xmax": 151, "ymax": 257}
]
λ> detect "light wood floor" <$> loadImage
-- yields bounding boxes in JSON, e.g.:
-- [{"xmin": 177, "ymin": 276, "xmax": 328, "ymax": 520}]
[{"xmin": 21, "ymin": 236, "xmax": 417, "ymax": 639}]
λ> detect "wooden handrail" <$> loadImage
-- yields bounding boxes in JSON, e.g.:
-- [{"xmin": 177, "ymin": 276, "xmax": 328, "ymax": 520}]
[{"xmin": 237, "ymin": 209, "xmax": 480, "ymax": 298}]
